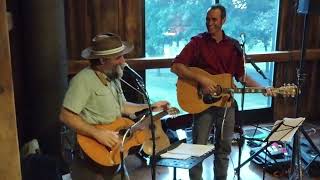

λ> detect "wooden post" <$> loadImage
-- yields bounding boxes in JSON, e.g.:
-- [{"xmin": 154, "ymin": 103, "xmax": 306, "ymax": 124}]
[{"xmin": 0, "ymin": 0, "xmax": 22, "ymax": 180}]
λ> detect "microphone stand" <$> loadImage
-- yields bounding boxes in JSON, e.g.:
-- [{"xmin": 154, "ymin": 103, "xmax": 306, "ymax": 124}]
[
  {"xmin": 118, "ymin": 114, "xmax": 146, "ymax": 180},
  {"xmin": 236, "ymin": 37, "xmax": 272, "ymax": 179},
  {"xmin": 120, "ymin": 77, "xmax": 157, "ymax": 180},
  {"xmin": 289, "ymin": 12, "xmax": 308, "ymax": 180},
  {"xmin": 238, "ymin": 34, "xmax": 271, "ymax": 83},
  {"xmin": 246, "ymin": 57, "xmax": 269, "ymax": 81},
  {"xmin": 236, "ymin": 40, "xmax": 246, "ymax": 180},
  {"xmin": 120, "ymin": 128, "xmax": 131, "ymax": 180},
  {"xmin": 289, "ymin": 11, "xmax": 320, "ymax": 180}
]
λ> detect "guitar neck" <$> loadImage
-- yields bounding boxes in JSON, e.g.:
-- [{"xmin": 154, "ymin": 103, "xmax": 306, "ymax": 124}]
[
  {"xmin": 224, "ymin": 87, "xmax": 267, "ymax": 94},
  {"xmin": 153, "ymin": 111, "xmax": 169, "ymax": 119},
  {"xmin": 131, "ymin": 111, "xmax": 168, "ymax": 132}
]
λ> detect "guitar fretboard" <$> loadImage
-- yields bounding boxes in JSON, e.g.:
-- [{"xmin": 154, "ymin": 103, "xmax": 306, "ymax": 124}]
[
  {"xmin": 130, "ymin": 110, "xmax": 168, "ymax": 133},
  {"xmin": 224, "ymin": 88, "xmax": 267, "ymax": 94}
]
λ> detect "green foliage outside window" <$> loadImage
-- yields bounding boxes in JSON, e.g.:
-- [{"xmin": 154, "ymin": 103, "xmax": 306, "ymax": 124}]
[{"xmin": 145, "ymin": 0, "xmax": 280, "ymax": 112}]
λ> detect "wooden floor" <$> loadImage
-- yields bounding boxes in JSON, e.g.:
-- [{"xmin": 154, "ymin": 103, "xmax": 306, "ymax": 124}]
[
  {"xmin": 64, "ymin": 123, "xmax": 320, "ymax": 180},
  {"xmin": 116, "ymin": 145, "xmax": 289, "ymax": 180}
]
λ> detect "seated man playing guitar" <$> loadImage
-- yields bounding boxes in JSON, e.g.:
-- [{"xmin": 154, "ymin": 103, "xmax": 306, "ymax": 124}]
[
  {"xmin": 59, "ymin": 32, "xmax": 169, "ymax": 180},
  {"xmin": 171, "ymin": 4, "xmax": 274, "ymax": 180}
]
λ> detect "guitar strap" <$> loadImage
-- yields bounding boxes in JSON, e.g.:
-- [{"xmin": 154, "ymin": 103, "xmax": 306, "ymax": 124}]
[
  {"xmin": 94, "ymin": 70, "xmax": 110, "ymax": 86},
  {"xmin": 94, "ymin": 69, "xmax": 124, "ymax": 110}
]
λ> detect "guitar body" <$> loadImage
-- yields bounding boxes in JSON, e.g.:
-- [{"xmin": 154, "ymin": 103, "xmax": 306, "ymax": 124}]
[
  {"xmin": 77, "ymin": 108, "xmax": 180, "ymax": 167},
  {"xmin": 142, "ymin": 119, "xmax": 170, "ymax": 155},
  {"xmin": 177, "ymin": 67, "xmax": 233, "ymax": 114},
  {"xmin": 77, "ymin": 117, "xmax": 148, "ymax": 167},
  {"xmin": 177, "ymin": 67, "xmax": 298, "ymax": 114}
]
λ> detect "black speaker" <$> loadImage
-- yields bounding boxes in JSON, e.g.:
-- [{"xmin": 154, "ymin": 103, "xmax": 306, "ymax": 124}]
[{"xmin": 297, "ymin": 0, "xmax": 320, "ymax": 15}]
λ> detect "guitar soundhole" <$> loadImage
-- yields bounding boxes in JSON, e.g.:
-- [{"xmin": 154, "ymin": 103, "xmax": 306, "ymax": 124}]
[
  {"xmin": 216, "ymin": 85, "xmax": 222, "ymax": 95},
  {"xmin": 119, "ymin": 129, "xmax": 130, "ymax": 137},
  {"xmin": 203, "ymin": 94, "xmax": 221, "ymax": 104}
]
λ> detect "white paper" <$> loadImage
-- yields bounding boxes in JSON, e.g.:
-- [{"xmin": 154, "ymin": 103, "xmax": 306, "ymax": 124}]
[
  {"xmin": 268, "ymin": 117, "xmax": 305, "ymax": 142},
  {"xmin": 160, "ymin": 152, "xmax": 191, "ymax": 159},
  {"xmin": 167, "ymin": 143, "xmax": 215, "ymax": 157}
]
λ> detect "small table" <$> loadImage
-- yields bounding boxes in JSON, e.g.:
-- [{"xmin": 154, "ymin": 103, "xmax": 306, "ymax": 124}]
[{"xmin": 156, "ymin": 140, "xmax": 215, "ymax": 180}]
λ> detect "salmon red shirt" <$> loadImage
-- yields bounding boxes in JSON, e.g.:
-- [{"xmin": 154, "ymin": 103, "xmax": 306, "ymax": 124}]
[{"xmin": 173, "ymin": 32, "xmax": 244, "ymax": 80}]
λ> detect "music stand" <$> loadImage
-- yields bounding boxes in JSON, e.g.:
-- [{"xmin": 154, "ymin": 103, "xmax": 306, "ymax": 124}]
[
  {"xmin": 156, "ymin": 140, "xmax": 215, "ymax": 180},
  {"xmin": 234, "ymin": 117, "xmax": 305, "ymax": 178}
]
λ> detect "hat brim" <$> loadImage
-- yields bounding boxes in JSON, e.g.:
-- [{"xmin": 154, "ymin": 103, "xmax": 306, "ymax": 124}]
[{"xmin": 81, "ymin": 41, "xmax": 134, "ymax": 59}]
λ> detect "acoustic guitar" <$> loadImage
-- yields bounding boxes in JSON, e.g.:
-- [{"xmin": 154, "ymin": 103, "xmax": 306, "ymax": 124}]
[
  {"xmin": 77, "ymin": 107, "xmax": 179, "ymax": 166},
  {"xmin": 177, "ymin": 67, "xmax": 298, "ymax": 114}
]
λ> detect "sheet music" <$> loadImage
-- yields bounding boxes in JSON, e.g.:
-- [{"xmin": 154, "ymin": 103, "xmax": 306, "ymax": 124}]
[
  {"xmin": 165, "ymin": 143, "xmax": 215, "ymax": 157},
  {"xmin": 160, "ymin": 152, "xmax": 191, "ymax": 160},
  {"xmin": 268, "ymin": 117, "xmax": 305, "ymax": 142}
]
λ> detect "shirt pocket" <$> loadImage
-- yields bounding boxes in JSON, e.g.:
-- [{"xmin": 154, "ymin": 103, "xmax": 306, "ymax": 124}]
[
  {"xmin": 91, "ymin": 88, "xmax": 120, "ymax": 112},
  {"xmin": 95, "ymin": 89, "xmax": 108, "ymax": 96},
  {"xmin": 89, "ymin": 88, "xmax": 110, "ymax": 111}
]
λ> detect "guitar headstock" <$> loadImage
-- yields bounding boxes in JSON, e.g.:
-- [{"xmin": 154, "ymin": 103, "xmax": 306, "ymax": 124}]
[
  {"xmin": 166, "ymin": 107, "xmax": 180, "ymax": 116},
  {"xmin": 274, "ymin": 83, "xmax": 299, "ymax": 97}
]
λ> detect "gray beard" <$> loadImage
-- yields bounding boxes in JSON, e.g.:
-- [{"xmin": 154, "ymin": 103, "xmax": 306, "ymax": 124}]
[{"xmin": 105, "ymin": 64, "xmax": 124, "ymax": 80}]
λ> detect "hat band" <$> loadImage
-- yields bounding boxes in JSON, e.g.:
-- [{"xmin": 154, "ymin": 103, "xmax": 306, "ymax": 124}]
[{"xmin": 91, "ymin": 44, "xmax": 125, "ymax": 56}]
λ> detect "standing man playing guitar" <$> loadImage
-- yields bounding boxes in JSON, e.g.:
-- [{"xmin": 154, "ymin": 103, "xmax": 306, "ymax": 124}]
[
  {"xmin": 171, "ymin": 4, "xmax": 273, "ymax": 180},
  {"xmin": 60, "ymin": 32, "xmax": 169, "ymax": 180}
]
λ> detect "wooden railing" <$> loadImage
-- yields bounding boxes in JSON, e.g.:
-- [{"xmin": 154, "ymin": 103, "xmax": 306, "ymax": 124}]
[{"xmin": 69, "ymin": 49, "xmax": 320, "ymax": 75}]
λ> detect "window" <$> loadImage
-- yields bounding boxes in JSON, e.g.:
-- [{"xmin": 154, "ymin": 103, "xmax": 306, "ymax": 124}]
[{"xmin": 145, "ymin": 0, "xmax": 280, "ymax": 113}]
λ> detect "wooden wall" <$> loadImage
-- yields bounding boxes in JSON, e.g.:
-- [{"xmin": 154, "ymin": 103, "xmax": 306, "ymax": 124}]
[
  {"xmin": 274, "ymin": 0, "xmax": 320, "ymax": 121},
  {"xmin": 65, "ymin": 0, "xmax": 146, "ymax": 103},
  {"xmin": 5, "ymin": 0, "xmax": 146, "ymax": 157},
  {"xmin": 0, "ymin": 1, "xmax": 21, "ymax": 179},
  {"xmin": 65, "ymin": 0, "xmax": 145, "ymax": 59}
]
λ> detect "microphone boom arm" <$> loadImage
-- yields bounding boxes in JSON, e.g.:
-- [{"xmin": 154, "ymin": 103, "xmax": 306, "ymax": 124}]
[{"xmin": 246, "ymin": 57, "xmax": 268, "ymax": 80}]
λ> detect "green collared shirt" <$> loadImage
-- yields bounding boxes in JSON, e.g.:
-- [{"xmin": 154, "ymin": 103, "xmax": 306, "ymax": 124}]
[{"xmin": 63, "ymin": 67, "xmax": 126, "ymax": 124}]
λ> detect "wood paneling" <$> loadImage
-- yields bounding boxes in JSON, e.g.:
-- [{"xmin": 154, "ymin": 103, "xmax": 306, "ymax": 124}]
[
  {"xmin": 275, "ymin": 0, "xmax": 320, "ymax": 121},
  {"xmin": 0, "ymin": 1, "xmax": 21, "ymax": 179},
  {"xmin": 65, "ymin": 0, "xmax": 92, "ymax": 59},
  {"xmin": 65, "ymin": 0, "xmax": 144, "ymax": 59},
  {"xmin": 119, "ymin": 0, "xmax": 145, "ymax": 58}
]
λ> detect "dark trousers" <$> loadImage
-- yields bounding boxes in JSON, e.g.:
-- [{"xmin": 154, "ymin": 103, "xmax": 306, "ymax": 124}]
[
  {"xmin": 70, "ymin": 153, "xmax": 121, "ymax": 180},
  {"xmin": 189, "ymin": 106, "xmax": 235, "ymax": 180}
]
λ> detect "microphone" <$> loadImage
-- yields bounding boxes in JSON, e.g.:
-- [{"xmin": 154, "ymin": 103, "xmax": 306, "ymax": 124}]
[
  {"xmin": 123, "ymin": 63, "xmax": 144, "ymax": 82},
  {"xmin": 246, "ymin": 57, "xmax": 268, "ymax": 79}
]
